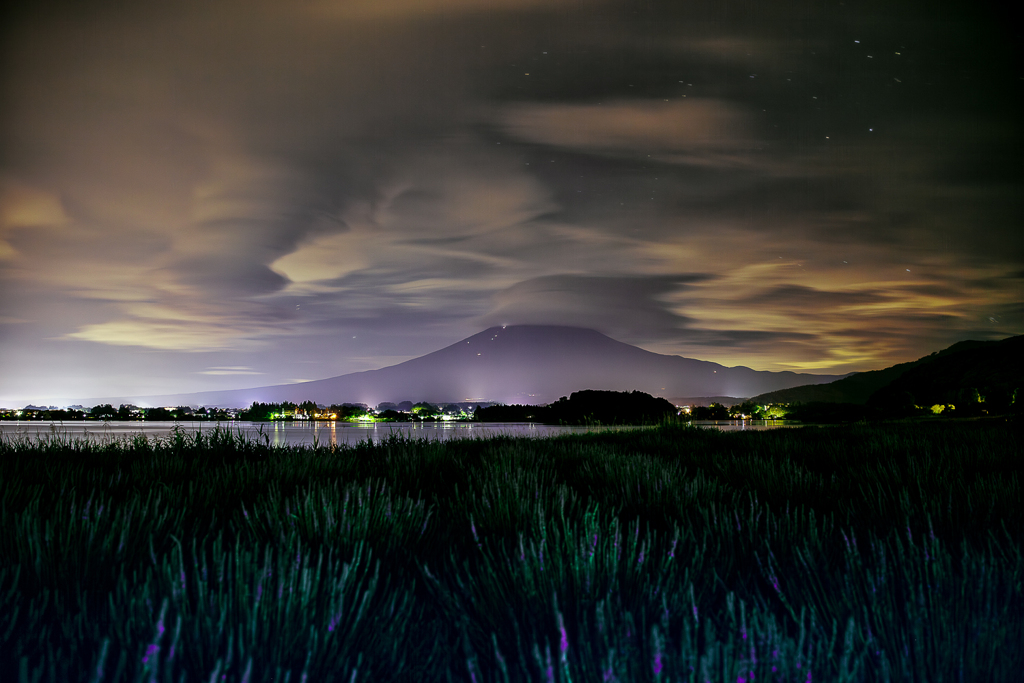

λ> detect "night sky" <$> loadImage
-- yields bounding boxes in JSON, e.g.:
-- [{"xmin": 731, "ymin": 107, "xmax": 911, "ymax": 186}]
[{"xmin": 1, "ymin": 0, "xmax": 1021, "ymax": 405}]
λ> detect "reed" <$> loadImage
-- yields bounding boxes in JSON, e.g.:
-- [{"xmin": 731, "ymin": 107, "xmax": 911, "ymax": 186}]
[{"xmin": 0, "ymin": 422, "xmax": 1020, "ymax": 681}]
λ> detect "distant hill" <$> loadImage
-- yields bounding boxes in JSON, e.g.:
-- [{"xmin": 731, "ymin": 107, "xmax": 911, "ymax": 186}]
[
  {"xmin": 749, "ymin": 361, "xmax": 924, "ymax": 405},
  {"xmin": 750, "ymin": 336, "xmax": 1022, "ymax": 408},
  {"xmin": 869, "ymin": 336, "xmax": 1024, "ymax": 411},
  {"xmin": 90, "ymin": 326, "xmax": 846, "ymax": 408}
]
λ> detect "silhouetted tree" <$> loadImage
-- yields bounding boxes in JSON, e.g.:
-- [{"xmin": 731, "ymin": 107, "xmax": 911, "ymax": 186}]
[
  {"xmin": 89, "ymin": 404, "xmax": 116, "ymax": 419},
  {"xmin": 542, "ymin": 390, "xmax": 677, "ymax": 425},
  {"xmin": 239, "ymin": 402, "xmax": 275, "ymax": 421},
  {"xmin": 691, "ymin": 403, "xmax": 730, "ymax": 420}
]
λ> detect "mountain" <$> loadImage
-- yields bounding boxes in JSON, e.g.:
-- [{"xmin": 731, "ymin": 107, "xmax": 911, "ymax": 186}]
[
  {"xmin": 108, "ymin": 326, "xmax": 847, "ymax": 408},
  {"xmin": 750, "ymin": 335, "xmax": 1022, "ymax": 407},
  {"xmin": 748, "ymin": 361, "xmax": 925, "ymax": 405},
  {"xmin": 868, "ymin": 335, "xmax": 1023, "ymax": 410}
]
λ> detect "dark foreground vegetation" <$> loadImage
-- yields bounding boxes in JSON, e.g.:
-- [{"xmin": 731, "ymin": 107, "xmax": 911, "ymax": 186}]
[{"xmin": 0, "ymin": 421, "xmax": 1021, "ymax": 682}]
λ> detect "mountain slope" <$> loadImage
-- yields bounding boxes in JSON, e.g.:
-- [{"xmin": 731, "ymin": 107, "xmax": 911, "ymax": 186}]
[
  {"xmin": 748, "ymin": 360, "xmax": 924, "ymax": 405},
  {"xmin": 869, "ymin": 335, "xmax": 1024, "ymax": 410},
  {"xmin": 750, "ymin": 336, "xmax": 1022, "ymax": 406},
  {"xmin": 118, "ymin": 325, "xmax": 846, "ymax": 407}
]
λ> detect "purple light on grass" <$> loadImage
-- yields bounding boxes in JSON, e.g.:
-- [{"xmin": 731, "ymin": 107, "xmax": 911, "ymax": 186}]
[
  {"xmin": 471, "ymin": 518, "xmax": 481, "ymax": 548},
  {"xmin": 558, "ymin": 610, "xmax": 569, "ymax": 653},
  {"xmin": 142, "ymin": 644, "xmax": 159, "ymax": 664}
]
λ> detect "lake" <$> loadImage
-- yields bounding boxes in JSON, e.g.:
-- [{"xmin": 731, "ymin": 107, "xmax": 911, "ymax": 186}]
[{"xmin": 0, "ymin": 419, "xmax": 795, "ymax": 447}]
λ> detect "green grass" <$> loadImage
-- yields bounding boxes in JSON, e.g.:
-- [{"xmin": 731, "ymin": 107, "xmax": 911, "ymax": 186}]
[{"xmin": 0, "ymin": 421, "xmax": 1021, "ymax": 681}]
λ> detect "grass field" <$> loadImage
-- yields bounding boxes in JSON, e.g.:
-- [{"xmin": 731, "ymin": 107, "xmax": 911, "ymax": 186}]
[{"xmin": 0, "ymin": 420, "xmax": 1021, "ymax": 682}]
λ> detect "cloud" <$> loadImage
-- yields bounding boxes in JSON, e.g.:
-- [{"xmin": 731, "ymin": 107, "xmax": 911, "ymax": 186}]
[
  {"xmin": 270, "ymin": 230, "xmax": 368, "ymax": 286},
  {"xmin": 0, "ymin": 151, "xmax": 313, "ymax": 352},
  {"xmin": 305, "ymin": 0, "xmax": 598, "ymax": 20},
  {"xmin": 479, "ymin": 274, "xmax": 706, "ymax": 342},
  {"xmin": 0, "ymin": 180, "xmax": 69, "ymax": 229},
  {"xmin": 660, "ymin": 259, "xmax": 1022, "ymax": 371},
  {"xmin": 379, "ymin": 152, "xmax": 557, "ymax": 238},
  {"xmin": 0, "ymin": 179, "xmax": 70, "ymax": 262},
  {"xmin": 740, "ymin": 284, "xmax": 894, "ymax": 310},
  {"xmin": 271, "ymin": 138, "xmax": 557, "ymax": 297},
  {"xmin": 500, "ymin": 99, "xmax": 770, "ymax": 169},
  {"xmin": 66, "ymin": 315, "xmax": 287, "ymax": 352},
  {"xmin": 198, "ymin": 366, "xmax": 264, "ymax": 375}
]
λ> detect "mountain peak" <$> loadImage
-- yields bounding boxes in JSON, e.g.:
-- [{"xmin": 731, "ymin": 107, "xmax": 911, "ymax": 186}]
[{"xmin": 462, "ymin": 325, "xmax": 618, "ymax": 343}]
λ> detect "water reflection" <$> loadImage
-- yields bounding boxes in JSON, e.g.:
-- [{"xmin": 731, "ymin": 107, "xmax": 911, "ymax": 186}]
[
  {"xmin": 0, "ymin": 419, "xmax": 794, "ymax": 447},
  {"xmin": 253, "ymin": 420, "xmax": 666, "ymax": 446},
  {"xmin": 690, "ymin": 420, "xmax": 795, "ymax": 431}
]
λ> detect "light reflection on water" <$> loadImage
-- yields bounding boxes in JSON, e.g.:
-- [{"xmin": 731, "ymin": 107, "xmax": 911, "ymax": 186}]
[
  {"xmin": 0, "ymin": 419, "xmax": 794, "ymax": 447},
  {"xmin": 690, "ymin": 420, "xmax": 796, "ymax": 432}
]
